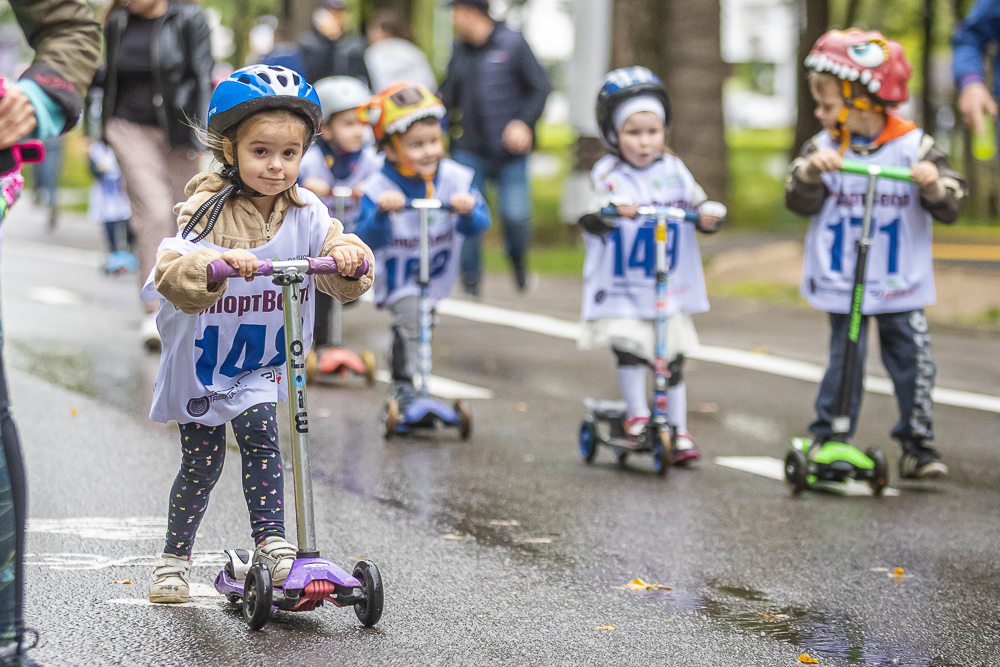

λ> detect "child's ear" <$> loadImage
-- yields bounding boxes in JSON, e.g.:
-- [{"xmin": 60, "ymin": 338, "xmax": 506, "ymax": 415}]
[{"xmin": 222, "ymin": 138, "xmax": 234, "ymax": 166}]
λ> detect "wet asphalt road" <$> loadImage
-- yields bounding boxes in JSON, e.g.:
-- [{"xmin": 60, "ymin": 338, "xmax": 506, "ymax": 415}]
[{"xmin": 3, "ymin": 204, "xmax": 1000, "ymax": 666}]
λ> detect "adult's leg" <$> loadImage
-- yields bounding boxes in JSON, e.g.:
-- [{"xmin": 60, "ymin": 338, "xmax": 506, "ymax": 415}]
[
  {"xmin": 230, "ymin": 404, "xmax": 285, "ymax": 544},
  {"xmin": 809, "ymin": 312, "xmax": 869, "ymax": 440},
  {"xmin": 495, "ymin": 155, "xmax": 533, "ymax": 288},
  {"xmin": 0, "ymin": 349, "xmax": 25, "ymax": 647},
  {"xmin": 876, "ymin": 309, "xmax": 935, "ymax": 444},
  {"xmin": 451, "ymin": 149, "xmax": 490, "ymax": 294},
  {"xmin": 163, "ymin": 423, "xmax": 227, "ymax": 557},
  {"xmin": 105, "ymin": 119, "xmax": 184, "ymax": 315}
]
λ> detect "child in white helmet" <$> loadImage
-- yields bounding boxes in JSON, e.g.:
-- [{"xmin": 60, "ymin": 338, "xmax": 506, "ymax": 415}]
[
  {"xmin": 578, "ymin": 67, "xmax": 723, "ymax": 465},
  {"xmin": 140, "ymin": 65, "xmax": 374, "ymax": 603}
]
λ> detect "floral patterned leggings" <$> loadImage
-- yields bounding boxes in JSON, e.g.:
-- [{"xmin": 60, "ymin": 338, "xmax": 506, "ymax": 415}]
[{"xmin": 164, "ymin": 403, "xmax": 285, "ymax": 557}]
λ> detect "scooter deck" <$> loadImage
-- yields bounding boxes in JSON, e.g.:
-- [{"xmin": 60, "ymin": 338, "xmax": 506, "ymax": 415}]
[{"xmin": 214, "ymin": 557, "xmax": 365, "ymax": 612}]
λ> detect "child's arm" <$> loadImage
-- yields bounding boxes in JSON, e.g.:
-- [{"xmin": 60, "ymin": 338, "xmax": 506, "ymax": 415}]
[
  {"xmin": 785, "ymin": 138, "xmax": 832, "ymax": 217},
  {"xmin": 315, "ymin": 217, "xmax": 375, "ymax": 304},
  {"xmin": 154, "ymin": 248, "xmax": 228, "ymax": 315},
  {"xmin": 452, "ymin": 184, "xmax": 491, "ymax": 237},
  {"xmin": 354, "ymin": 193, "xmax": 393, "ymax": 251},
  {"xmin": 913, "ymin": 135, "xmax": 968, "ymax": 224}
]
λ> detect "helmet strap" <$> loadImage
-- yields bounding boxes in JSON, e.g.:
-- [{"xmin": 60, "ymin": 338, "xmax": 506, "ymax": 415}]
[{"xmin": 836, "ymin": 79, "xmax": 885, "ymax": 156}]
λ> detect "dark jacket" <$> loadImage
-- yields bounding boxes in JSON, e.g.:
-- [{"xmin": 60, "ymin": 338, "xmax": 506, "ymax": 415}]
[
  {"xmin": 99, "ymin": 2, "xmax": 214, "ymax": 149},
  {"xmin": 952, "ymin": 0, "xmax": 1000, "ymax": 98},
  {"xmin": 299, "ymin": 29, "xmax": 370, "ymax": 87},
  {"xmin": 9, "ymin": 0, "xmax": 102, "ymax": 133},
  {"xmin": 439, "ymin": 22, "xmax": 550, "ymax": 162}
]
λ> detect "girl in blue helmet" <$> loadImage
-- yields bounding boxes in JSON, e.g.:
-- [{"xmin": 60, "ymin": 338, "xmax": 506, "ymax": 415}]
[
  {"xmin": 140, "ymin": 65, "xmax": 375, "ymax": 603},
  {"xmin": 577, "ymin": 66, "xmax": 724, "ymax": 464}
]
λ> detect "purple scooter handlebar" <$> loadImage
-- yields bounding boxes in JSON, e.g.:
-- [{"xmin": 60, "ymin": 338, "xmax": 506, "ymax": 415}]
[{"xmin": 206, "ymin": 257, "xmax": 370, "ymax": 283}]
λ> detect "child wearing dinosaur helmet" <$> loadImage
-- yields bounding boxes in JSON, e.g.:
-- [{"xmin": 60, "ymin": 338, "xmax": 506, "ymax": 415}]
[
  {"xmin": 786, "ymin": 29, "xmax": 968, "ymax": 479},
  {"xmin": 355, "ymin": 82, "xmax": 491, "ymax": 412}
]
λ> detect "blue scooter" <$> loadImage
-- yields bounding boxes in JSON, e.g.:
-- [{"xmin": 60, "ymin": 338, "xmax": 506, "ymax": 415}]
[{"xmin": 382, "ymin": 198, "xmax": 472, "ymax": 440}]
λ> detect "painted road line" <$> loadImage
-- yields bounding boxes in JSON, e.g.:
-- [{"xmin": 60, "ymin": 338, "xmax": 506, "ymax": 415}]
[
  {"xmin": 714, "ymin": 456, "xmax": 901, "ymax": 497},
  {"xmin": 932, "ymin": 243, "xmax": 1000, "ymax": 261},
  {"xmin": 374, "ymin": 370, "xmax": 493, "ymax": 400},
  {"xmin": 7, "ymin": 238, "xmax": 103, "ymax": 268},
  {"xmin": 28, "ymin": 516, "xmax": 167, "ymax": 541},
  {"xmin": 28, "ymin": 286, "xmax": 84, "ymax": 306},
  {"xmin": 26, "ymin": 550, "xmax": 226, "ymax": 571},
  {"xmin": 108, "ymin": 583, "xmax": 226, "ymax": 609},
  {"xmin": 436, "ymin": 298, "xmax": 1000, "ymax": 414}
]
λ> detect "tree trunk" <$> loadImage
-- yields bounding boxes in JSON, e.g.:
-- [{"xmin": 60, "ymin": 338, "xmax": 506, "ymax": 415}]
[
  {"xmin": 792, "ymin": 0, "xmax": 829, "ymax": 158},
  {"xmin": 611, "ymin": 0, "xmax": 727, "ymax": 201},
  {"xmin": 921, "ymin": 0, "xmax": 935, "ymax": 133},
  {"xmin": 844, "ymin": 0, "xmax": 862, "ymax": 27}
]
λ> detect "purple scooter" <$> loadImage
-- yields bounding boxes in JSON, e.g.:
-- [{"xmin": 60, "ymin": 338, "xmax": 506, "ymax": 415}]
[{"xmin": 206, "ymin": 255, "xmax": 384, "ymax": 631}]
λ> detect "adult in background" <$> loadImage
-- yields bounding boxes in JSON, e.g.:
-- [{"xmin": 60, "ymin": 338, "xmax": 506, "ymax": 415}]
[
  {"xmin": 0, "ymin": 4, "xmax": 100, "ymax": 665},
  {"xmin": 300, "ymin": 0, "xmax": 370, "ymax": 87},
  {"xmin": 257, "ymin": 21, "xmax": 306, "ymax": 75},
  {"xmin": 98, "ymin": 0, "xmax": 214, "ymax": 350},
  {"xmin": 953, "ymin": 0, "xmax": 1000, "ymax": 144},
  {"xmin": 365, "ymin": 9, "xmax": 437, "ymax": 93},
  {"xmin": 439, "ymin": 0, "xmax": 550, "ymax": 296}
]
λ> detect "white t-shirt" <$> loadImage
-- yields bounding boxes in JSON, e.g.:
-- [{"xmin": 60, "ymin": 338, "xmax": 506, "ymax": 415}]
[
  {"xmin": 364, "ymin": 159, "xmax": 475, "ymax": 307},
  {"xmin": 297, "ymin": 144, "xmax": 383, "ymax": 234},
  {"xmin": 141, "ymin": 188, "xmax": 331, "ymax": 425},
  {"xmin": 581, "ymin": 154, "xmax": 710, "ymax": 320},
  {"xmin": 802, "ymin": 128, "xmax": 936, "ymax": 314},
  {"xmin": 365, "ymin": 38, "xmax": 437, "ymax": 94}
]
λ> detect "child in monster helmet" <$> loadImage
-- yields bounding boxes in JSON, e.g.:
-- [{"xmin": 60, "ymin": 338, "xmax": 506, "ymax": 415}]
[
  {"xmin": 355, "ymin": 82, "xmax": 491, "ymax": 413},
  {"xmin": 786, "ymin": 29, "xmax": 967, "ymax": 479},
  {"xmin": 140, "ymin": 65, "xmax": 375, "ymax": 603},
  {"xmin": 299, "ymin": 75, "xmax": 384, "ymax": 363},
  {"xmin": 577, "ymin": 66, "xmax": 724, "ymax": 465}
]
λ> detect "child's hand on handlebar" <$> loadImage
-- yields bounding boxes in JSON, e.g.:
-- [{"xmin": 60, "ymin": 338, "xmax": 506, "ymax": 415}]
[
  {"xmin": 331, "ymin": 245, "xmax": 366, "ymax": 277},
  {"xmin": 378, "ymin": 191, "xmax": 406, "ymax": 213},
  {"xmin": 302, "ymin": 179, "xmax": 332, "ymax": 198},
  {"xmin": 910, "ymin": 161, "xmax": 939, "ymax": 189},
  {"xmin": 220, "ymin": 249, "xmax": 259, "ymax": 281},
  {"xmin": 804, "ymin": 149, "xmax": 843, "ymax": 178},
  {"xmin": 450, "ymin": 193, "xmax": 475, "ymax": 215},
  {"xmin": 616, "ymin": 203, "xmax": 639, "ymax": 219},
  {"xmin": 698, "ymin": 213, "xmax": 722, "ymax": 231},
  {"xmin": 352, "ymin": 187, "xmax": 363, "ymax": 201}
]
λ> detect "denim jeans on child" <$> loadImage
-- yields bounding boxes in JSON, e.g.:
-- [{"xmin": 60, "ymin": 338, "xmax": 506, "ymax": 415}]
[{"xmin": 810, "ymin": 309, "xmax": 936, "ymax": 444}]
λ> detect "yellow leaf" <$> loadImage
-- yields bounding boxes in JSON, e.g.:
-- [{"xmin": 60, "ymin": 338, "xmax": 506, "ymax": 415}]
[
  {"xmin": 799, "ymin": 654, "xmax": 819, "ymax": 664},
  {"xmin": 70, "ymin": 409, "xmax": 78, "ymax": 417},
  {"xmin": 112, "ymin": 580, "xmax": 134, "ymax": 584},
  {"xmin": 594, "ymin": 625, "xmax": 615, "ymax": 630},
  {"xmin": 894, "ymin": 567, "xmax": 904, "ymax": 575},
  {"xmin": 757, "ymin": 612, "xmax": 790, "ymax": 622},
  {"xmin": 620, "ymin": 578, "xmax": 673, "ymax": 591},
  {"xmin": 441, "ymin": 533, "xmax": 474, "ymax": 541}
]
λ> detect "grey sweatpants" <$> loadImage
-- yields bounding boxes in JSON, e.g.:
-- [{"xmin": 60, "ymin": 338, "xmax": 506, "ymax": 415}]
[{"xmin": 389, "ymin": 295, "xmax": 422, "ymax": 385}]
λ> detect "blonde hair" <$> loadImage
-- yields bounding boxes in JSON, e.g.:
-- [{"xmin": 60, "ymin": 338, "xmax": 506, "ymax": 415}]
[{"xmin": 201, "ymin": 109, "xmax": 313, "ymax": 207}]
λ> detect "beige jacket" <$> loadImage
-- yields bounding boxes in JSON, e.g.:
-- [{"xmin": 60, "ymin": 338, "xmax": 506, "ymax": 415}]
[{"xmin": 155, "ymin": 173, "xmax": 375, "ymax": 314}]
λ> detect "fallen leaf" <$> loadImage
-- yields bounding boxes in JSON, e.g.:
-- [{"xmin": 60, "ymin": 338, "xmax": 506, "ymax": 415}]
[
  {"xmin": 70, "ymin": 409, "xmax": 78, "ymax": 417},
  {"xmin": 752, "ymin": 345, "xmax": 772, "ymax": 355},
  {"xmin": 514, "ymin": 402, "xmax": 528, "ymax": 412},
  {"xmin": 799, "ymin": 654, "xmax": 818, "ymax": 664},
  {"xmin": 441, "ymin": 533, "xmax": 474, "ymax": 541},
  {"xmin": 594, "ymin": 625, "xmax": 615, "ymax": 630},
  {"xmin": 620, "ymin": 578, "xmax": 673, "ymax": 591},
  {"xmin": 112, "ymin": 580, "xmax": 134, "ymax": 584},
  {"xmin": 514, "ymin": 537, "xmax": 552, "ymax": 544},
  {"xmin": 757, "ymin": 613, "xmax": 790, "ymax": 622},
  {"xmin": 894, "ymin": 567, "xmax": 904, "ymax": 575},
  {"xmin": 352, "ymin": 555, "xmax": 362, "ymax": 561},
  {"xmin": 489, "ymin": 520, "xmax": 520, "ymax": 527},
  {"xmin": 664, "ymin": 618, "xmax": 672, "ymax": 621},
  {"xmin": 870, "ymin": 567, "xmax": 889, "ymax": 572}
]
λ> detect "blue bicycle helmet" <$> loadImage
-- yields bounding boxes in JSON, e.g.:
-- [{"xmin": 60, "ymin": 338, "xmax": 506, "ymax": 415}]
[
  {"xmin": 208, "ymin": 64, "xmax": 322, "ymax": 139},
  {"xmin": 596, "ymin": 66, "xmax": 671, "ymax": 158}
]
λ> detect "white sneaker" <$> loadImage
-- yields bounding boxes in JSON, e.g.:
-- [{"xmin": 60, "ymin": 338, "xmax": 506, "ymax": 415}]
[
  {"xmin": 253, "ymin": 536, "xmax": 297, "ymax": 586},
  {"xmin": 141, "ymin": 314, "xmax": 161, "ymax": 352},
  {"xmin": 149, "ymin": 553, "xmax": 191, "ymax": 603}
]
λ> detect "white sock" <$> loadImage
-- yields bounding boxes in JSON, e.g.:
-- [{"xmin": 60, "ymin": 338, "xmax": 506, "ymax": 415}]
[
  {"xmin": 668, "ymin": 382, "xmax": 687, "ymax": 433},
  {"xmin": 618, "ymin": 366, "xmax": 650, "ymax": 419}
]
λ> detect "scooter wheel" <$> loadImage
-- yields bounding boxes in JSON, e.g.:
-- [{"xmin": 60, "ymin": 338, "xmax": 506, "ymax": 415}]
[
  {"xmin": 305, "ymin": 349, "xmax": 318, "ymax": 385},
  {"xmin": 651, "ymin": 429, "xmax": 670, "ymax": 478},
  {"xmin": 579, "ymin": 421, "xmax": 597, "ymax": 463},
  {"xmin": 362, "ymin": 350, "xmax": 377, "ymax": 387},
  {"xmin": 353, "ymin": 560, "xmax": 384, "ymax": 628},
  {"xmin": 242, "ymin": 563, "xmax": 272, "ymax": 631},
  {"xmin": 865, "ymin": 447, "xmax": 888, "ymax": 497},
  {"xmin": 455, "ymin": 400, "xmax": 472, "ymax": 440},
  {"xmin": 784, "ymin": 449, "xmax": 809, "ymax": 496},
  {"xmin": 383, "ymin": 399, "xmax": 399, "ymax": 440}
]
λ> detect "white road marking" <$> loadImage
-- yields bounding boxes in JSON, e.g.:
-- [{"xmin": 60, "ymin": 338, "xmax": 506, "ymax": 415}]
[
  {"xmin": 27, "ymin": 286, "xmax": 84, "ymax": 306},
  {"xmin": 108, "ymin": 583, "xmax": 226, "ymax": 609},
  {"xmin": 25, "ymin": 550, "xmax": 226, "ymax": 571},
  {"xmin": 374, "ymin": 370, "xmax": 493, "ymax": 399},
  {"xmin": 8, "ymin": 238, "xmax": 103, "ymax": 268},
  {"xmin": 435, "ymin": 298, "xmax": 1000, "ymax": 414},
  {"xmin": 28, "ymin": 516, "xmax": 166, "ymax": 541},
  {"xmin": 714, "ymin": 455, "xmax": 900, "ymax": 497}
]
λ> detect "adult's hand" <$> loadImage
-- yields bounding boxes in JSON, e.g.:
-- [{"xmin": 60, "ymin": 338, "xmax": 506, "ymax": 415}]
[
  {"xmin": 958, "ymin": 82, "xmax": 998, "ymax": 135},
  {"xmin": 0, "ymin": 84, "xmax": 37, "ymax": 150},
  {"xmin": 502, "ymin": 119, "xmax": 533, "ymax": 155}
]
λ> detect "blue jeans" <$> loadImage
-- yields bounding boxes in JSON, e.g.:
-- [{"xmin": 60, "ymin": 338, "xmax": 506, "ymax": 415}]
[
  {"xmin": 451, "ymin": 150, "xmax": 533, "ymax": 287},
  {"xmin": 810, "ymin": 309, "xmax": 936, "ymax": 446},
  {"xmin": 33, "ymin": 137, "xmax": 62, "ymax": 207}
]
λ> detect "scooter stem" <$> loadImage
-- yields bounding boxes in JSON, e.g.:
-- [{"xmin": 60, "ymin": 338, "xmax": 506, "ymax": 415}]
[
  {"xmin": 276, "ymin": 268, "xmax": 319, "ymax": 557},
  {"xmin": 653, "ymin": 213, "xmax": 671, "ymax": 417}
]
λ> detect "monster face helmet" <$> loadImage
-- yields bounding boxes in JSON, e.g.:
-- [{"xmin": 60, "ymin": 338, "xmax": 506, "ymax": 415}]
[{"xmin": 804, "ymin": 29, "xmax": 912, "ymax": 155}]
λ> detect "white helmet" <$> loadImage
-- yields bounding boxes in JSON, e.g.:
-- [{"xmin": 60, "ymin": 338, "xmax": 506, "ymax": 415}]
[{"xmin": 314, "ymin": 76, "xmax": 373, "ymax": 120}]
